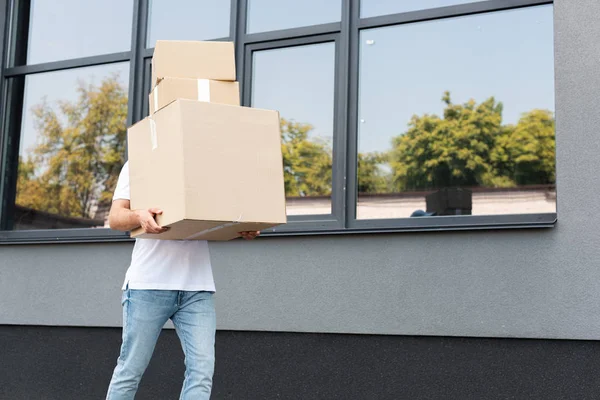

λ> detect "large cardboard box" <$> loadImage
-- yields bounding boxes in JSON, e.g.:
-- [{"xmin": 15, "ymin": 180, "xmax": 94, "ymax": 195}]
[
  {"xmin": 151, "ymin": 40, "xmax": 236, "ymax": 87},
  {"xmin": 127, "ymin": 99, "xmax": 287, "ymax": 240},
  {"xmin": 149, "ymin": 77, "xmax": 240, "ymax": 114}
]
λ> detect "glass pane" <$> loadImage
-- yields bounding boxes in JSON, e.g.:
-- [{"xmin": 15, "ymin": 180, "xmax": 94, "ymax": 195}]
[
  {"xmin": 12, "ymin": 63, "xmax": 130, "ymax": 230},
  {"xmin": 146, "ymin": 0, "xmax": 231, "ymax": 48},
  {"xmin": 247, "ymin": 0, "xmax": 341, "ymax": 34},
  {"xmin": 21, "ymin": 0, "xmax": 134, "ymax": 65},
  {"xmin": 356, "ymin": 6, "xmax": 555, "ymax": 220},
  {"xmin": 361, "ymin": 0, "xmax": 477, "ymax": 18},
  {"xmin": 252, "ymin": 43, "xmax": 336, "ymax": 216}
]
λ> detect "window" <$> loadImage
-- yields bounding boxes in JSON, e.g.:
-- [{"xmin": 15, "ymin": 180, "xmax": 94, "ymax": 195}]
[
  {"xmin": 0, "ymin": 0, "xmax": 133, "ymax": 241},
  {"xmin": 17, "ymin": 0, "xmax": 133, "ymax": 65},
  {"xmin": 146, "ymin": 0, "xmax": 231, "ymax": 48},
  {"xmin": 356, "ymin": 6, "xmax": 555, "ymax": 221},
  {"xmin": 246, "ymin": 0, "xmax": 341, "ymax": 34},
  {"xmin": 0, "ymin": 0, "xmax": 556, "ymax": 243},
  {"xmin": 251, "ymin": 43, "xmax": 336, "ymax": 216},
  {"xmin": 9, "ymin": 64, "xmax": 129, "ymax": 230}
]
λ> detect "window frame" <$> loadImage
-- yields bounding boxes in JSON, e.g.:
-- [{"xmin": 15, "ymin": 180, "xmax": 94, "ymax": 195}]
[
  {"xmin": 346, "ymin": 0, "xmax": 557, "ymax": 232},
  {"xmin": 0, "ymin": 0, "xmax": 556, "ymax": 245},
  {"xmin": 243, "ymin": 34, "xmax": 346, "ymax": 234},
  {"xmin": 0, "ymin": 0, "xmax": 141, "ymax": 243}
]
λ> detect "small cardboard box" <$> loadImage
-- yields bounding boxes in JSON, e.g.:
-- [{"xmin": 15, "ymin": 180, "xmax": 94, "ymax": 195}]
[
  {"xmin": 149, "ymin": 77, "xmax": 240, "ymax": 115},
  {"xmin": 151, "ymin": 40, "xmax": 236, "ymax": 87},
  {"xmin": 127, "ymin": 99, "xmax": 287, "ymax": 241}
]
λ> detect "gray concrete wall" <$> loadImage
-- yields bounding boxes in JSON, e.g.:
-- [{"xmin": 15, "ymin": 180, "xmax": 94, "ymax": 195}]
[{"xmin": 2, "ymin": 0, "xmax": 600, "ymax": 340}]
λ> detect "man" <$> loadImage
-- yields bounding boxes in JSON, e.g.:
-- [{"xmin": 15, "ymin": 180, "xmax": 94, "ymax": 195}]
[{"xmin": 105, "ymin": 161, "xmax": 258, "ymax": 399}]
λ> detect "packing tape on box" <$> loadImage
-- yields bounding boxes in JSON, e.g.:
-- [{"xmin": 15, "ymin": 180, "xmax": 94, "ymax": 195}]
[
  {"xmin": 153, "ymin": 87, "xmax": 159, "ymax": 113},
  {"xmin": 184, "ymin": 213, "xmax": 244, "ymax": 240},
  {"xmin": 184, "ymin": 221, "xmax": 241, "ymax": 240},
  {"xmin": 197, "ymin": 79, "xmax": 210, "ymax": 102},
  {"xmin": 149, "ymin": 118, "xmax": 158, "ymax": 150},
  {"xmin": 152, "ymin": 79, "xmax": 210, "ymax": 113}
]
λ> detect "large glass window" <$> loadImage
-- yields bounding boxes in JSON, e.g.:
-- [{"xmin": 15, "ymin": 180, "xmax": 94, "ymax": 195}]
[
  {"xmin": 0, "ymin": 0, "xmax": 556, "ymax": 242},
  {"xmin": 361, "ymin": 0, "xmax": 477, "ymax": 18},
  {"xmin": 247, "ymin": 0, "xmax": 341, "ymax": 34},
  {"xmin": 251, "ymin": 43, "xmax": 336, "ymax": 216},
  {"xmin": 20, "ymin": 0, "xmax": 133, "ymax": 65},
  {"xmin": 146, "ymin": 0, "xmax": 231, "ymax": 48},
  {"xmin": 9, "ymin": 64, "xmax": 129, "ymax": 230},
  {"xmin": 356, "ymin": 6, "xmax": 555, "ymax": 220}
]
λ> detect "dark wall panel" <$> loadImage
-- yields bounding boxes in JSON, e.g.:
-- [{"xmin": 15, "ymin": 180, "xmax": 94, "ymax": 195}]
[{"xmin": 2, "ymin": 326, "xmax": 600, "ymax": 400}]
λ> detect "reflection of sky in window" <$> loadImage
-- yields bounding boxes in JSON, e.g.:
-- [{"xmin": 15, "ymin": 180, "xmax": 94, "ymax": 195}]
[
  {"xmin": 251, "ymin": 43, "xmax": 335, "ymax": 143},
  {"xmin": 361, "ymin": 0, "xmax": 479, "ymax": 18},
  {"xmin": 19, "ymin": 63, "xmax": 130, "ymax": 158},
  {"xmin": 21, "ymin": 3, "xmax": 553, "ymax": 162},
  {"xmin": 26, "ymin": 0, "xmax": 133, "ymax": 65},
  {"xmin": 146, "ymin": 0, "xmax": 231, "ymax": 48},
  {"xmin": 358, "ymin": 5, "xmax": 555, "ymax": 154},
  {"xmin": 247, "ymin": 0, "xmax": 341, "ymax": 33}
]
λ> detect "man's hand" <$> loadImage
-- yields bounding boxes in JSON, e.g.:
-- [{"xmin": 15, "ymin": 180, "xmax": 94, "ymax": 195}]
[
  {"xmin": 108, "ymin": 200, "xmax": 168, "ymax": 233},
  {"xmin": 239, "ymin": 231, "xmax": 260, "ymax": 240},
  {"xmin": 135, "ymin": 208, "xmax": 169, "ymax": 234}
]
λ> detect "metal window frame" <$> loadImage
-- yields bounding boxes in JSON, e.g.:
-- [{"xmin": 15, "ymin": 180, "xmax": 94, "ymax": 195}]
[
  {"xmin": 0, "ymin": 0, "xmax": 556, "ymax": 245},
  {"xmin": 0, "ymin": 0, "xmax": 139, "ymax": 243},
  {"xmin": 345, "ymin": 0, "xmax": 556, "ymax": 232},
  {"xmin": 358, "ymin": 0, "xmax": 553, "ymax": 29},
  {"xmin": 242, "ymin": 33, "xmax": 345, "ymax": 234},
  {"xmin": 0, "ymin": 0, "xmax": 10, "ymax": 229}
]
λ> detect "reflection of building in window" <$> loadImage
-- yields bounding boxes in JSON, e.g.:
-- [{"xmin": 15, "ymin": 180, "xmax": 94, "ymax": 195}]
[
  {"xmin": 13, "ymin": 205, "xmax": 105, "ymax": 230},
  {"xmin": 425, "ymin": 188, "xmax": 472, "ymax": 216},
  {"xmin": 286, "ymin": 186, "xmax": 556, "ymax": 218}
]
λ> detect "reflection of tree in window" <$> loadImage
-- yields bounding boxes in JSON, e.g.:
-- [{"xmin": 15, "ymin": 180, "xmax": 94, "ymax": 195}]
[
  {"xmin": 358, "ymin": 91, "xmax": 556, "ymax": 194},
  {"xmin": 16, "ymin": 73, "xmax": 128, "ymax": 221},
  {"xmin": 16, "ymin": 88, "xmax": 334, "ymax": 219},
  {"xmin": 281, "ymin": 119, "xmax": 332, "ymax": 197}
]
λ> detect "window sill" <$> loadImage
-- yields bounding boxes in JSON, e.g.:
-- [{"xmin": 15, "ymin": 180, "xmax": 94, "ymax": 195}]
[{"xmin": 0, "ymin": 213, "xmax": 556, "ymax": 245}]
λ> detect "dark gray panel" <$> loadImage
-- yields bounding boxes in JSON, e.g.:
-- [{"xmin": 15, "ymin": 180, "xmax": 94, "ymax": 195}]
[{"xmin": 2, "ymin": 326, "xmax": 600, "ymax": 400}]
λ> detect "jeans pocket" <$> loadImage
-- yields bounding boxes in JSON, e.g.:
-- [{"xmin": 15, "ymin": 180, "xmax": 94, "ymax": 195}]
[{"xmin": 121, "ymin": 287, "xmax": 130, "ymax": 306}]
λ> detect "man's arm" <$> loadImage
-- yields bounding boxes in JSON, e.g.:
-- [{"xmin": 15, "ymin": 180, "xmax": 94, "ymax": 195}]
[
  {"xmin": 108, "ymin": 199, "xmax": 168, "ymax": 234},
  {"xmin": 239, "ymin": 231, "xmax": 260, "ymax": 240}
]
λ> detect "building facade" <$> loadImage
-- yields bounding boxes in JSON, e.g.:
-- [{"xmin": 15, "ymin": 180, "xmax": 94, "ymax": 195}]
[{"xmin": 2, "ymin": 0, "xmax": 600, "ymax": 398}]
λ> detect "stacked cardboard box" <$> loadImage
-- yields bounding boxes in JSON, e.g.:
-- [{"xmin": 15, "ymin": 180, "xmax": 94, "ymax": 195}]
[{"xmin": 127, "ymin": 40, "xmax": 287, "ymax": 241}]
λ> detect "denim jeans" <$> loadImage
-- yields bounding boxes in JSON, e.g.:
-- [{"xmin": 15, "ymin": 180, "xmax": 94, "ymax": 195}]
[{"xmin": 106, "ymin": 288, "xmax": 216, "ymax": 400}]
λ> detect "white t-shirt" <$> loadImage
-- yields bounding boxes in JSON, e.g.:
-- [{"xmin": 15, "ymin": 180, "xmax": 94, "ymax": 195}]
[{"xmin": 112, "ymin": 162, "xmax": 215, "ymax": 292}]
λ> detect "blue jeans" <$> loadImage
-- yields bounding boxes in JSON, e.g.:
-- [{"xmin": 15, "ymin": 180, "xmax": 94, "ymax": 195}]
[{"xmin": 106, "ymin": 288, "xmax": 216, "ymax": 400}]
